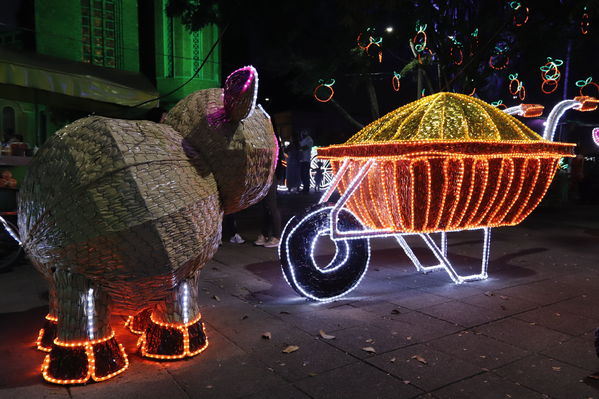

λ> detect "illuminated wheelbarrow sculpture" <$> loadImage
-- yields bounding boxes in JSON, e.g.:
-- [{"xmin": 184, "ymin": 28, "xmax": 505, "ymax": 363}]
[{"xmin": 280, "ymin": 93, "xmax": 597, "ymax": 301}]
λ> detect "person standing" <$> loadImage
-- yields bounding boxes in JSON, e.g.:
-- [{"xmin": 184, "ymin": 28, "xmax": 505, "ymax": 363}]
[
  {"xmin": 254, "ymin": 181, "xmax": 282, "ymax": 247},
  {"xmin": 255, "ymin": 136, "xmax": 284, "ymax": 248},
  {"xmin": 299, "ymin": 130, "xmax": 314, "ymax": 194},
  {"xmin": 285, "ymin": 139, "xmax": 301, "ymax": 192}
]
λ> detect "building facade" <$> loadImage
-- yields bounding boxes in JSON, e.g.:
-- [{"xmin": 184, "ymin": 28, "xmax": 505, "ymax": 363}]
[{"xmin": 0, "ymin": 0, "xmax": 220, "ymax": 152}]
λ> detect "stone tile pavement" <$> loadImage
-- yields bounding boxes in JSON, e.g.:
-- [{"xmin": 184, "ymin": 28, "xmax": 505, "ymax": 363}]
[{"xmin": 1, "ymin": 195, "xmax": 599, "ymax": 399}]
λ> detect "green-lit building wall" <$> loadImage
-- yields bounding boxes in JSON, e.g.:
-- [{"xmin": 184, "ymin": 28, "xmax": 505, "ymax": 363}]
[
  {"xmin": 35, "ymin": 0, "xmax": 140, "ymax": 72},
  {"xmin": 153, "ymin": 0, "xmax": 220, "ymax": 107},
  {"xmin": 1, "ymin": 0, "xmax": 222, "ymax": 190}
]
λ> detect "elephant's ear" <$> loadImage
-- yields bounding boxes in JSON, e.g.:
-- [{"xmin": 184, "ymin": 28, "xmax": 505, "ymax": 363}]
[{"xmin": 223, "ymin": 66, "xmax": 258, "ymax": 123}]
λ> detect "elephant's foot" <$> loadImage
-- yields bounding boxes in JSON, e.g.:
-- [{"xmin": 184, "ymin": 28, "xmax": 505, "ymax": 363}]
[
  {"xmin": 41, "ymin": 332, "xmax": 128, "ymax": 384},
  {"xmin": 125, "ymin": 309, "xmax": 151, "ymax": 335},
  {"xmin": 137, "ymin": 313, "xmax": 207, "ymax": 360},
  {"xmin": 36, "ymin": 314, "xmax": 58, "ymax": 352}
]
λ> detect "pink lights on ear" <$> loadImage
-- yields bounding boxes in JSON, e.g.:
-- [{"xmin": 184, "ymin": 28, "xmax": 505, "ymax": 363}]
[
  {"xmin": 226, "ymin": 66, "xmax": 256, "ymax": 94},
  {"xmin": 593, "ymin": 128, "xmax": 599, "ymax": 147},
  {"xmin": 222, "ymin": 65, "xmax": 259, "ymax": 123}
]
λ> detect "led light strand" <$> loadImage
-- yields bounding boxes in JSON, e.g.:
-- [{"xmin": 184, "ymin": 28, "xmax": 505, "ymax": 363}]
[
  {"xmin": 41, "ymin": 331, "xmax": 129, "ymax": 384},
  {"xmin": 581, "ymin": 6, "xmax": 590, "ymax": 35},
  {"xmin": 36, "ymin": 314, "xmax": 58, "ymax": 352},
  {"xmin": 182, "ymin": 282, "xmax": 190, "ymax": 324},
  {"xmin": 508, "ymin": 73, "xmax": 525, "ymax": 100},
  {"xmin": 124, "ymin": 315, "xmax": 144, "ymax": 335},
  {"xmin": 413, "ymin": 22, "xmax": 427, "ymax": 53},
  {"xmin": 593, "ymin": 127, "xmax": 599, "ymax": 147},
  {"xmin": 357, "ymin": 28, "xmax": 383, "ymax": 62},
  {"xmin": 392, "ymin": 72, "xmax": 401, "ymax": 92},
  {"xmin": 542, "ymin": 99, "xmax": 583, "ymax": 141},
  {"xmin": 576, "ymin": 77, "xmax": 599, "ymax": 97},
  {"xmin": 0, "ymin": 214, "xmax": 22, "ymax": 246},
  {"xmin": 313, "ymin": 79, "xmax": 335, "ymax": 103},
  {"xmin": 137, "ymin": 313, "xmax": 208, "ymax": 360},
  {"xmin": 280, "ymin": 205, "xmax": 371, "ymax": 302},
  {"xmin": 492, "ymin": 100, "xmax": 507, "ymax": 110},
  {"xmin": 449, "ymin": 36, "xmax": 464, "ymax": 65},
  {"xmin": 510, "ymin": 1, "xmax": 529, "ymax": 27},
  {"xmin": 540, "ymin": 57, "xmax": 563, "ymax": 94},
  {"xmin": 86, "ymin": 288, "xmax": 95, "ymax": 340},
  {"xmin": 469, "ymin": 28, "xmax": 479, "ymax": 56},
  {"xmin": 309, "ymin": 229, "xmax": 351, "ymax": 274},
  {"xmin": 489, "ymin": 43, "xmax": 510, "ymax": 70},
  {"xmin": 280, "ymin": 93, "xmax": 582, "ymax": 302}
]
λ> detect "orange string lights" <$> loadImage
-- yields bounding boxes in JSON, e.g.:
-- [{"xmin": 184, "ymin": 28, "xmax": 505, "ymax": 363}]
[
  {"xmin": 581, "ymin": 7, "xmax": 590, "ymax": 35},
  {"xmin": 137, "ymin": 313, "xmax": 208, "ymax": 360},
  {"xmin": 357, "ymin": 28, "xmax": 383, "ymax": 62},
  {"xmin": 41, "ymin": 331, "xmax": 129, "ymax": 384},
  {"xmin": 392, "ymin": 72, "xmax": 401, "ymax": 92},
  {"xmin": 317, "ymin": 93, "xmax": 574, "ymax": 234},
  {"xmin": 510, "ymin": 1, "xmax": 529, "ymax": 27},
  {"xmin": 412, "ymin": 22, "xmax": 427, "ymax": 53},
  {"xmin": 489, "ymin": 42, "xmax": 510, "ymax": 70},
  {"xmin": 577, "ymin": 77, "xmax": 599, "ymax": 98},
  {"xmin": 539, "ymin": 57, "xmax": 563, "ymax": 94},
  {"xmin": 449, "ymin": 36, "xmax": 463, "ymax": 66},
  {"xmin": 508, "ymin": 73, "xmax": 526, "ymax": 100},
  {"xmin": 36, "ymin": 314, "xmax": 57, "ymax": 352},
  {"xmin": 313, "ymin": 79, "xmax": 335, "ymax": 103}
]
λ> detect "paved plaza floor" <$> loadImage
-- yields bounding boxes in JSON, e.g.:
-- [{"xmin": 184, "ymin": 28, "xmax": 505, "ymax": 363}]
[{"xmin": 1, "ymin": 194, "xmax": 599, "ymax": 399}]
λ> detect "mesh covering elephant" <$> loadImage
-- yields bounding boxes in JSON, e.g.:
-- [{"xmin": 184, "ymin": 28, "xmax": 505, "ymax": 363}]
[{"xmin": 16, "ymin": 66, "xmax": 276, "ymax": 384}]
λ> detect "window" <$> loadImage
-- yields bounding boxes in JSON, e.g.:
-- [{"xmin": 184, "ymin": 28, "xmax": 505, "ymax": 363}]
[{"xmin": 81, "ymin": 0, "xmax": 119, "ymax": 68}]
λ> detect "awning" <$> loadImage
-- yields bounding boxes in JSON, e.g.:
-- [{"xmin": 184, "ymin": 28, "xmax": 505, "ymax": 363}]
[{"xmin": 0, "ymin": 49, "xmax": 159, "ymax": 109}]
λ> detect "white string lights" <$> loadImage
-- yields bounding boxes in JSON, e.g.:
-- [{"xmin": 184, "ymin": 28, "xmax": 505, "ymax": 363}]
[{"xmin": 279, "ymin": 95, "xmax": 590, "ymax": 301}]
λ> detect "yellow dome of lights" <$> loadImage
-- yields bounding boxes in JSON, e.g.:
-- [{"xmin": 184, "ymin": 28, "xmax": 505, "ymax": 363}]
[
  {"xmin": 316, "ymin": 92, "xmax": 575, "ymax": 233},
  {"xmin": 346, "ymin": 92, "xmax": 541, "ymax": 143}
]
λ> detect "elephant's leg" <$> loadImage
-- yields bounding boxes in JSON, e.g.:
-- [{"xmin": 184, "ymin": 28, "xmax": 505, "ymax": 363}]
[
  {"xmin": 36, "ymin": 279, "xmax": 58, "ymax": 352},
  {"xmin": 41, "ymin": 271, "xmax": 128, "ymax": 384},
  {"xmin": 139, "ymin": 272, "xmax": 207, "ymax": 359}
]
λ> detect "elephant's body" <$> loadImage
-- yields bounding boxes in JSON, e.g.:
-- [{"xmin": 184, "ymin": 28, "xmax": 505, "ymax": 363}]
[
  {"xmin": 18, "ymin": 66, "xmax": 276, "ymax": 384},
  {"xmin": 18, "ymin": 116, "xmax": 223, "ymax": 314}
]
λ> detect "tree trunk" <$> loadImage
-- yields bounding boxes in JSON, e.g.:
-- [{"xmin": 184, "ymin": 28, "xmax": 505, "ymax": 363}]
[
  {"xmin": 329, "ymin": 99, "xmax": 364, "ymax": 130},
  {"xmin": 366, "ymin": 78, "xmax": 380, "ymax": 120}
]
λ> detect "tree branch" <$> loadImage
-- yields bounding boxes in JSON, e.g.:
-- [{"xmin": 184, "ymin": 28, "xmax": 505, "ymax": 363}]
[{"xmin": 329, "ymin": 99, "xmax": 364, "ymax": 130}]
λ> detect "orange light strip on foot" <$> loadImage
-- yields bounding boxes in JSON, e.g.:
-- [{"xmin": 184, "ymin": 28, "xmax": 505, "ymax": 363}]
[
  {"xmin": 36, "ymin": 314, "xmax": 58, "ymax": 352},
  {"xmin": 36, "ymin": 329, "xmax": 52, "ymax": 352},
  {"xmin": 137, "ymin": 313, "xmax": 209, "ymax": 360},
  {"xmin": 41, "ymin": 331, "xmax": 129, "ymax": 384},
  {"xmin": 124, "ymin": 315, "xmax": 145, "ymax": 335}
]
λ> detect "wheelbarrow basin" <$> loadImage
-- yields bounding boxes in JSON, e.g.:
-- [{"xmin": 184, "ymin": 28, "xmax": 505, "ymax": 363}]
[{"xmin": 318, "ymin": 140, "xmax": 575, "ymax": 233}]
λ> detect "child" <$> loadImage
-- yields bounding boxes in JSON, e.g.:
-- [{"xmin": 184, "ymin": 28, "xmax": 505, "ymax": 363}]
[{"xmin": 313, "ymin": 161, "xmax": 324, "ymax": 192}]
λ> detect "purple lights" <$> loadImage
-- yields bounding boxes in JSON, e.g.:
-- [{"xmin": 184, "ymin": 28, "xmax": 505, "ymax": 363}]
[
  {"xmin": 593, "ymin": 127, "xmax": 599, "ymax": 147},
  {"xmin": 223, "ymin": 65, "xmax": 258, "ymax": 122}
]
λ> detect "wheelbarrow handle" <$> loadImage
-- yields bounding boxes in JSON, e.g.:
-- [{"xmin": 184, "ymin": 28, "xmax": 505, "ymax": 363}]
[
  {"xmin": 503, "ymin": 104, "xmax": 544, "ymax": 118},
  {"xmin": 542, "ymin": 98, "xmax": 597, "ymax": 142}
]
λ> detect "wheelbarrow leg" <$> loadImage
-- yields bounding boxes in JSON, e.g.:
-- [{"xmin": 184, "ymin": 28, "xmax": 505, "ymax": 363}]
[
  {"xmin": 419, "ymin": 228, "xmax": 491, "ymax": 284},
  {"xmin": 395, "ymin": 233, "xmax": 447, "ymax": 274}
]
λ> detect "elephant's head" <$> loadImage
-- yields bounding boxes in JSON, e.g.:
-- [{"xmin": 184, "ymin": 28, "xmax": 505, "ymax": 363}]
[{"xmin": 164, "ymin": 66, "xmax": 277, "ymax": 214}]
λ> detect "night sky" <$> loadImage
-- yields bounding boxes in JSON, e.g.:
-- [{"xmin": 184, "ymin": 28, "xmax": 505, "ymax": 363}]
[{"xmin": 218, "ymin": 0, "xmax": 599, "ymax": 149}]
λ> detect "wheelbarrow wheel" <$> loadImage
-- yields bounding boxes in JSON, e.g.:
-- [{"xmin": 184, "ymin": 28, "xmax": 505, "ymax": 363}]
[{"xmin": 279, "ymin": 203, "xmax": 370, "ymax": 301}]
